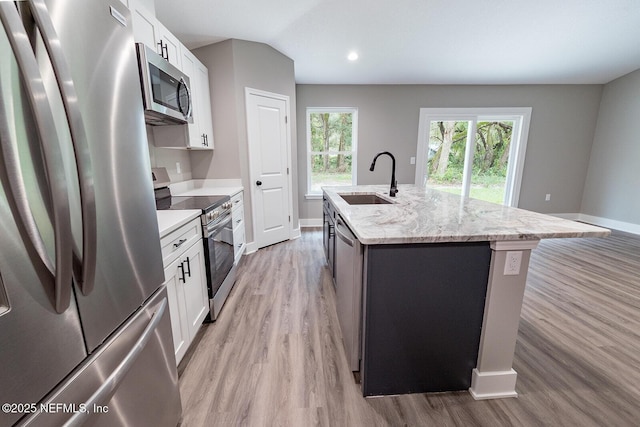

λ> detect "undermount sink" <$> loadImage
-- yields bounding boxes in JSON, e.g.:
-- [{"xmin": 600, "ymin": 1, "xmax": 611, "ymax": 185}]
[{"xmin": 339, "ymin": 193, "xmax": 394, "ymax": 205}]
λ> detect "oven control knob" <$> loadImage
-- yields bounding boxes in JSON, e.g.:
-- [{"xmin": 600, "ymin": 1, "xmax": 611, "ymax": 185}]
[
  {"xmin": 225, "ymin": 202, "xmax": 232, "ymax": 209},
  {"xmin": 213, "ymin": 210, "xmax": 219, "ymax": 219},
  {"xmin": 207, "ymin": 212, "xmax": 214, "ymax": 222}
]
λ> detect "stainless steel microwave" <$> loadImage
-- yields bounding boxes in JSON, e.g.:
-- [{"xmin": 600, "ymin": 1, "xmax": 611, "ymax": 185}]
[{"xmin": 136, "ymin": 43, "xmax": 193, "ymax": 125}]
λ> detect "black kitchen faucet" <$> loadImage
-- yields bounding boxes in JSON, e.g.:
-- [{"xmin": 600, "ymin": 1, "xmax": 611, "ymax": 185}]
[{"xmin": 369, "ymin": 151, "xmax": 398, "ymax": 197}]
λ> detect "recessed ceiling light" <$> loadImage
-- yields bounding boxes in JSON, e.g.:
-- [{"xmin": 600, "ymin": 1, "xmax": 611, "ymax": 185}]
[{"xmin": 347, "ymin": 51, "xmax": 359, "ymax": 61}]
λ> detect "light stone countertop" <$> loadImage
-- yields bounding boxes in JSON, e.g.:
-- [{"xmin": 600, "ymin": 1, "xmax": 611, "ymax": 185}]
[
  {"xmin": 156, "ymin": 180, "xmax": 244, "ymax": 238},
  {"xmin": 323, "ymin": 185, "xmax": 610, "ymax": 245},
  {"xmin": 156, "ymin": 210, "xmax": 201, "ymax": 238}
]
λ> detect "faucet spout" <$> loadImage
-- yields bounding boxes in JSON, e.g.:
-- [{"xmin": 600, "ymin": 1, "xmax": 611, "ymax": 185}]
[{"xmin": 369, "ymin": 151, "xmax": 398, "ymax": 197}]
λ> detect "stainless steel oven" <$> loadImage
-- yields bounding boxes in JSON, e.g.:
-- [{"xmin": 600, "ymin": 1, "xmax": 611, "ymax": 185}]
[
  {"xmin": 154, "ymin": 176, "xmax": 238, "ymax": 321},
  {"xmin": 202, "ymin": 206, "xmax": 236, "ymax": 320}
]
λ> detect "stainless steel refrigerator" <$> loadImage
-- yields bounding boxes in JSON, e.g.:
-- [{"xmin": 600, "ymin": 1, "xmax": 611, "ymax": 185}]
[{"xmin": 0, "ymin": 0, "xmax": 181, "ymax": 425}]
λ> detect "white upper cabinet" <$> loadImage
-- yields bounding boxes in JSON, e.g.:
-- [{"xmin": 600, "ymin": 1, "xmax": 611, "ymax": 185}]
[
  {"xmin": 129, "ymin": 0, "xmax": 181, "ymax": 68},
  {"xmin": 127, "ymin": 0, "xmax": 214, "ymax": 150},
  {"xmin": 153, "ymin": 47, "xmax": 214, "ymax": 150},
  {"xmin": 195, "ymin": 58, "xmax": 214, "ymax": 149}
]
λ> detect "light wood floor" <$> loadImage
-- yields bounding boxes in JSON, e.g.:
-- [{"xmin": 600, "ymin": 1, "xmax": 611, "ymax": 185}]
[{"xmin": 177, "ymin": 229, "xmax": 640, "ymax": 426}]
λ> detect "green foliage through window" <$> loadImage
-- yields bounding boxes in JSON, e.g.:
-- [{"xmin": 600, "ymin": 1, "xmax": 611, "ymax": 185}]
[
  {"xmin": 308, "ymin": 110, "xmax": 356, "ymax": 193},
  {"xmin": 427, "ymin": 120, "xmax": 514, "ymax": 204}
]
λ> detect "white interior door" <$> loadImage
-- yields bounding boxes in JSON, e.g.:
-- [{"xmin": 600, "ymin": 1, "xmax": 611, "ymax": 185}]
[{"xmin": 246, "ymin": 89, "xmax": 291, "ymax": 248}]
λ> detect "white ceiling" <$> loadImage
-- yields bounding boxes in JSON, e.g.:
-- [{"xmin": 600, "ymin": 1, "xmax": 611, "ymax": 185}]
[{"xmin": 154, "ymin": 0, "xmax": 640, "ymax": 85}]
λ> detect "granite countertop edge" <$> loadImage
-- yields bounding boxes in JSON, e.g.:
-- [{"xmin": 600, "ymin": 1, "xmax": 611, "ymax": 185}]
[
  {"xmin": 323, "ymin": 185, "xmax": 611, "ymax": 245},
  {"xmin": 156, "ymin": 210, "xmax": 201, "ymax": 238}
]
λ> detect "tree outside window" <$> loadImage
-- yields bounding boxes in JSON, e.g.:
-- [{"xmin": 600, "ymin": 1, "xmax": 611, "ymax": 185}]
[{"xmin": 307, "ymin": 108, "xmax": 357, "ymax": 195}]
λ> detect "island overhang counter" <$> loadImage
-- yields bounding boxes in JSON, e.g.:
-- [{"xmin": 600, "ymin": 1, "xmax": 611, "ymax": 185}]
[{"xmin": 322, "ymin": 185, "xmax": 610, "ymax": 399}]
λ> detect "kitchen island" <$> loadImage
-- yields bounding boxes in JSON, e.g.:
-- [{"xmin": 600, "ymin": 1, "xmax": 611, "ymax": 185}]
[{"xmin": 322, "ymin": 185, "xmax": 609, "ymax": 399}]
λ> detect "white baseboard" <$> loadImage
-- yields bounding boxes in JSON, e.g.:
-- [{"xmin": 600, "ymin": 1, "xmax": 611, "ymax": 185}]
[
  {"xmin": 469, "ymin": 368, "xmax": 518, "ymax": 400},
  {"xmin": 550, "ymin": 213, "xmax": 640, "ymax": 235},
  {"xmin": 549, "ymin": 212, "xmax": 581, "ymax": 220},
  {"xmin": 291, "ymin": 227, "xmax": 301, "ymax": 239},
  {"xmin": 245, "ymin": 241, "xmax": 258, "ymax": 255},
  {"xmin": 577, "ymin": 214, "xmax": 640, "ymax": 235},
  {"xmin": 300, "ymin": 218, "xmax": 323, "ymax": 228}
]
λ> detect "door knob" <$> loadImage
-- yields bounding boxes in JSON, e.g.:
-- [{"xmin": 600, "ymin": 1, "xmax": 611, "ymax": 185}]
[{"xmin": 256, "ymin": 180, "xmax": 262, "ymax": 186}]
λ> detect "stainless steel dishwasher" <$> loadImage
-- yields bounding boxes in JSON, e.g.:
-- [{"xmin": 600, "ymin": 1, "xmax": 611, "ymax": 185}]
[{"xmin": 335, "ymin": 215, "xmax": 364, "ymax": 371}]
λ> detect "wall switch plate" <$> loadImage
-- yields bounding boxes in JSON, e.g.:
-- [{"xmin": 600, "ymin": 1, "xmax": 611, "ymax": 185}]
[
  {"xmin": 176, "ymin": 162, "xmax": 181, "ymax": 174},
  {"xmin": 545, "ymin": 193, "xmax": 551, "ymax": 201},
  {"xmin": 504, "ymin": 251, "xmax": 522, "ymax": 275},
  {"xmin": 410, "ymin": 157, "xmax": 416, "ymax": 165}
]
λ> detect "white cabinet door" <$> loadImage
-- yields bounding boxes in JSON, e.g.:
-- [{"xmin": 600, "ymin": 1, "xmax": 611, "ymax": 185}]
[
  {"xmin": 181, "ymin": 239, "xmax": 209, "ymax": 340},
  {"xmin": 130, "ymin": 2, "xmax": 159, "ymax": 52},
  {"xmin": 195, "ymin": 61, "xmax": 214, "ymax": 148},
  {"xmin": 180, "ymin": 48, "xmax": 209, "ymax": 149},
  {"xmin": 130, "ymin": 0, "xmax": 180, "ymax": 68},
  {"xmin": 161, "ymin": 223, "xmax": 208, "ymax": 364},
  {"xmin": 157, "ymin": 23, "xmax": 181, "ymax": 68},
  {"xmin": 230, "ymin": 191, "xmax": 245, "ymax": 264},
  {"xmin": 154, "ymin": 47, "xmax": 214, "ymax": 150},
  {"xmin": 164, "ymin": 256, "xmax": 189, "ymax": 364}
]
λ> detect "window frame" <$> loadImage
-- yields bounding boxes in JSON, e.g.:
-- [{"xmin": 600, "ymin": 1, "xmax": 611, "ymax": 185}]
[
  {"xmin": 414, "ymin": 107, "xmax": 532, "ymax": 207},
  {"xmin": 305, "ymin": 107, "xmax": 358, "ymax": 199}
]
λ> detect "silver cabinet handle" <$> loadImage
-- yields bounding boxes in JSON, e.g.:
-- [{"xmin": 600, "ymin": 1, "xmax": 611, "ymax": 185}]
[
  {"xmin": 336, "ymin": 218, "xmax": 354, "ymax": 247},
  {"xmin": 0, "ymin": 2, "xmax": 73, "ymax": 313},
  {"xmin": 28, "ymin": 0, "xmax": 97, "ymax": 295},
  {"xmin": 64, "ymin": 298, "xmax": 168, "ymax": 427}
]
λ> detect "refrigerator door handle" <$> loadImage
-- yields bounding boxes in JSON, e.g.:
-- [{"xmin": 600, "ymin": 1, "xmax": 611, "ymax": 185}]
[
  {"xmin": 28, "ymin": 0, "xmax": 97, "ymax": 295},
  {"xmin": 0, "ymin": 2, "xmax": 73, "ymax": 313},
  {"xmin": 64, "ymin": 298, "xmax": 168, "ymax": 427}
]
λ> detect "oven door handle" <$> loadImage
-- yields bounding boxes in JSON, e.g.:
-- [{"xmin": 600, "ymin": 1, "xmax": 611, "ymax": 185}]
[{"xmin": 205, "ymin": 212, "xmax": 232, "ymax": 238}]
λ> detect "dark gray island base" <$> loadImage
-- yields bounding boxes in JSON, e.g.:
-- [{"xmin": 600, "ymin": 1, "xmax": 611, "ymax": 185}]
[
  {"xmin": 362, "ymin": 242, "xmax": 491, "ymax": 396},
  {"xmin": 322, "ymin": 185, "xmax": 610, "ymax": 400}
]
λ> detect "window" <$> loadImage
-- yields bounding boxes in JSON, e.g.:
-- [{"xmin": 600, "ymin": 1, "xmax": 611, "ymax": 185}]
[
  {"xmin": 306, "ymin": 108, "xmax": 358, "ymax": 197},
  {"xmin": 414, "ymin": 108, "xmax": 531, "ymax": 207}
]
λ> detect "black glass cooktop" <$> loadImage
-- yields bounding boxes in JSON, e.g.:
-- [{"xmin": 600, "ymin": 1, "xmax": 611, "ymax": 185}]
[{"xmin": 157, "ymin": 195, "xmax": 230, "ymax": 212}]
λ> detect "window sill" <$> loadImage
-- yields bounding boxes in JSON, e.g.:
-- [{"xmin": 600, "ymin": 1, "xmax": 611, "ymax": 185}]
[{"xmin": 305, "ymin": 194, "xmax": 323, "ymax": 200}]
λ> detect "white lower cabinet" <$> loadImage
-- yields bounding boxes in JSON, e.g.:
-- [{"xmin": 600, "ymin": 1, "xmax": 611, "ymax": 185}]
[
  {"xmin": 161, "ymin": 218, "xmax": 208, "ymax": 364},
  {"xmin": 230, "ymin": 191, "xmax": 246, "ymax": 264}
]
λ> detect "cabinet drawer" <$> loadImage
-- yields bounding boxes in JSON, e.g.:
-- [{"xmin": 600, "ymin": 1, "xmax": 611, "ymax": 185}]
[
  {"xmin": 232, "ymin": 205, "xmax": 244, "ymax": 232},
  {"xmin": 230, "ymin": 191, "xmax": 243, "ymax": 209},
  {"xmin": 233, "ymin": 226, "xmax": 245, "ymax": 261},
  {"xmin": 160, "ymin": 218, "xmax": 202, "ymax": 266}
]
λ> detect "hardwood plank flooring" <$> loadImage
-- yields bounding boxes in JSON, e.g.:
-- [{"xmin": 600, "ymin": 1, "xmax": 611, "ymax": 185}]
[{"xmin": 178, "ymin": 229, "xmax": 640, "ymax": 426}]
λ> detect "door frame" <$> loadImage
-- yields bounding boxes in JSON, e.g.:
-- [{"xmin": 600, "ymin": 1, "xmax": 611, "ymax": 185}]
[
  {"xmin": 414, "ymin": 107, "xmax": 532, "ymax": 207},
  {"xmin": 244, "ymin": 87, "xmax": 294, "ymax": 250}
]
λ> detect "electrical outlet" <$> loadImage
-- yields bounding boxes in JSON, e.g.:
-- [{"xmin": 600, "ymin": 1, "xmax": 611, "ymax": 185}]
[
  {"xmin": 545, "ymin": 193, "xmax": 551, "ymax": 201},
  {"xmin": 410, "ymin": 156, "xmax": 416, "ymax": 165},
  {"xmin": 504, "ymin": 251, "xmax": 522, "ymax": 276},
  {"xmin": 176, "ymin": 162, "xmax": 181, "ymax": 174}
]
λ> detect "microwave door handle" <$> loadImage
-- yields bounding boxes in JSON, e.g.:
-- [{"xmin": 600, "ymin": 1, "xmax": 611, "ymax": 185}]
[
  {"xmin": 0, "ymin": 2, "xmax": 74, "ymax": 313},
  {"xmin": 28, "ymin": 0, "xmax": 97, "ymax": 295},
  {"xmin": 177, "ymin": 77, "xmax": 192, "ymax": 120}
]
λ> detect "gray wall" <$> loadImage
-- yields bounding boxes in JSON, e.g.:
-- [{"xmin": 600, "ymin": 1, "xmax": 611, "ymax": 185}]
[
  {"xmin": 146, "ymin": 126, "xmax": 193, "ymax": 183},
  {"xmin": 192, "ymin": 39, "xmax": 298, "ymax": 243},
  {"xmin": 581, "ymin": 69, "xmax": 640, "ymax": 225},
  {"xmin": 296, "ymin": 84, "xmax": 603, "ymax": 221}
]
